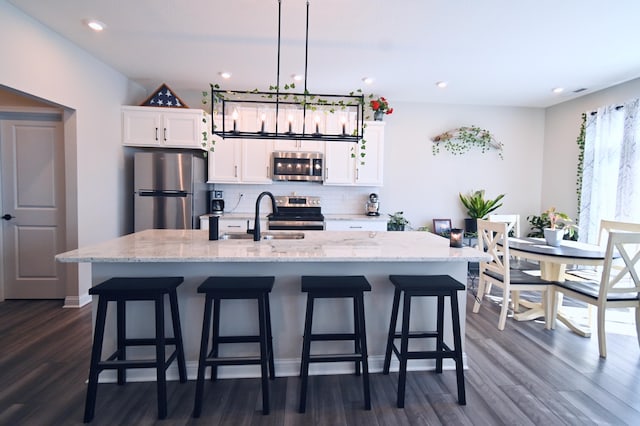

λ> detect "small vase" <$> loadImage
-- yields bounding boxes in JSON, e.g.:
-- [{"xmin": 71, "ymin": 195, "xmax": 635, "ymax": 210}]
[
  {"xmin": 543, "ymin": 228, "xmax": 564, "ymax": 247},
  {"xmin": 374, "ymin": 111, "xmax": 384, "ymax": 121}
]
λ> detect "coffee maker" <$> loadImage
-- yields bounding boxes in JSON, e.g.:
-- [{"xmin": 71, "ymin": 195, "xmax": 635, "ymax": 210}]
[
  {"xmin": 211, "ymin": 198, "xmax": 224, "ymax": 215},
  {"xmin": 365, "ymin": 193, "xmax": 380, "ymax": 216},
  {"xmin": 210, "ymin": 190, "xmax": 225, "ymax": 215}
]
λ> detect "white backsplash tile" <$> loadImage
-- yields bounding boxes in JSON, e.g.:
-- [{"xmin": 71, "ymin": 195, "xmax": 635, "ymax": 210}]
[{"xmin": 211, "ymin": 183, "xmax": 381, "ymax": 216}]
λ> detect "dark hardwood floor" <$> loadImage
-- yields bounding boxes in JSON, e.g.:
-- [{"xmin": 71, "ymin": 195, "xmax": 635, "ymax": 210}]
[{"xmin": 1, "ymin": 289, "xmax": 639, "ymax": 425}]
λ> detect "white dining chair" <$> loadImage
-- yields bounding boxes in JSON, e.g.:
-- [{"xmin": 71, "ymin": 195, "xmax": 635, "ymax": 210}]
[
  {"xmin": 487, "ymin": 214, "xmax": 539, "ymax": 311},
  {"xmin": 472, "ymin": 219, "xmax": 553, "ymax": 330},
  {"xmin": 565, "ymin": 219, "xmax": 640, "ymax": 326},
  {"xmin": 551, "ymin": 230, "xmax": 640, "ymax": 358},
  {"xmin": 488, "ymin": 214, "xmax": 520, "ymax": 237}
]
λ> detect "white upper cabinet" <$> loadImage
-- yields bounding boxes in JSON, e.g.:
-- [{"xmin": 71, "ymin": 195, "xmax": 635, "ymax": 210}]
[
  {"xmin": 324, "ymin": 121, "xmax": 384, "ymax": 186},
  {"xmin": 324, "ymin": 142, "xmax": 356, "ymax": 185},
  {"xmin": 207, "ymin": 114, "xmax": 272, "ymax": 184},
  {"xmin": 354, "ymin": 121, "xmax": 384, "ymax": 186},
  {"xmin": 208, "ymin": 134, "xmax": 241, "ymax": 183},
  {"xmin": 241, "ymin": 139, "xmax": 273, "ymax": 183},
  {"xmin": 122, "ymin": 106, "xmax": 206, "ymax": 148}
]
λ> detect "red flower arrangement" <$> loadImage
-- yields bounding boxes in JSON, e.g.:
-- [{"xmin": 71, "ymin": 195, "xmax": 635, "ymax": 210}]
[{"xmin": 370, "ymin": 96, "xmax": 393, "ymax": 115}]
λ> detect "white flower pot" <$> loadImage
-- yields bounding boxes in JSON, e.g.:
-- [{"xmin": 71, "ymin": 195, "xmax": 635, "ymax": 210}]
[{"xmin": 543, "ymin": 228, "xmax": 564, "ymax": 247}]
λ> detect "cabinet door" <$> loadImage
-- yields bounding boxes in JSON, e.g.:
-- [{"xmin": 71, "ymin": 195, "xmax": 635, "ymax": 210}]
[
  {"xmin": 355, "ymin": 122, "xmax": 384, "ymax": 186},
  {"xmin": 122, "ymin": 108, "xmax": 162, "ymax": 146},
  {"xmin": 208, "ymin": 135, "xmax": 241, "ymax": 183},
  {"xmin": 323, "ymin": 142, "xmax": 355, "ymax": 185},
  {"xmin": 241, "ymin": 139, "xmax": 273, "ymax": 183},
  {"xmin": 163, "ymin": 110, "xmax": 202, "ymax": 148}
]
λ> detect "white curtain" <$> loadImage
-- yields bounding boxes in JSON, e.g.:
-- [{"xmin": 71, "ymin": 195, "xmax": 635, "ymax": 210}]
[{"xmin": 579, "ymin": 98, "xmax": 640, "ymax": 244}]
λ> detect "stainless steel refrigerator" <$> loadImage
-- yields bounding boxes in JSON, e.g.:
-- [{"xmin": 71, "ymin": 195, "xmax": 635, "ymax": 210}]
[{"xmin": 134, "ymin": 151, "xmax": 207, "ymax": 232}]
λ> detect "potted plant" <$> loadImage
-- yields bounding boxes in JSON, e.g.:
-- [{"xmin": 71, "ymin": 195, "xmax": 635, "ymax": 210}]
[
  {"xmin": 369, "ymin": 96, "xmax": 393, "ymax": 121},
  {"xmin": 541, "ymin": 207, "xmax": 577, "ymax": 246},
  {"xmin": 458, "ymin": 190, "xmax": 505, "ymax": 234},
  {"xmin": 387, "ymin": 211, "xmax": 409, "ymax": 231}
]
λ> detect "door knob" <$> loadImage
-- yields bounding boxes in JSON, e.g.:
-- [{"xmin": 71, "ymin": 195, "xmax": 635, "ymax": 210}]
[{"xmin": 2, "ymin": 214, "xmax": 14, "ymax": 220}]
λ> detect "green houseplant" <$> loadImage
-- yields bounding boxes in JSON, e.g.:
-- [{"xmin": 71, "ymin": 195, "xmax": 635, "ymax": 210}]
[
  {"xmin": 536, "ymin": 207, "xmax": 577, "ymax": 246},
  {"xmin": 387, "ymin": 211, "xmax": 409, "ymax": 231},
  {"xmin": 459, "ymin": 190, "xmax": 505, "ymax": 234},
  {"xmin": 527, "ymin": 208, "xmax": 578, "ymax": 241}
]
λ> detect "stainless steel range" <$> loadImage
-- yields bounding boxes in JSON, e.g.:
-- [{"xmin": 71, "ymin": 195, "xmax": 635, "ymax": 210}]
[{"xmin": 268, "ymin": 195, "xmax": 324, "ymax": 230}]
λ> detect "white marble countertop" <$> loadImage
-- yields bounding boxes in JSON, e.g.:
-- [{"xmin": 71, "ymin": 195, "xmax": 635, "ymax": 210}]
[{"xmin": 56, "ymin": 229, "xmax": 490, "ymax": 264}]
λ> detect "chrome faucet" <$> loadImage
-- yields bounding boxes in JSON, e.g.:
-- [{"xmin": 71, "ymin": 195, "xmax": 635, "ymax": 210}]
[{"xmin": 252, "ymin": 191, "xmax": 278, "ymax": 241}]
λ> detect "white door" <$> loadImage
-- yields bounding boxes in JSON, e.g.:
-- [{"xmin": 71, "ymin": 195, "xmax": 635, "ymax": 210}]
[{"xmin": 1, "ymin": 119, "xmax": 66, "ymax": 299}]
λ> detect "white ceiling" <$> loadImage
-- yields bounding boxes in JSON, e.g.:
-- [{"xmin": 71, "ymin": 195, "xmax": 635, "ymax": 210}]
[{"xmin": 9, "ymin": 0, "xmax": 640, "ymax": 108}]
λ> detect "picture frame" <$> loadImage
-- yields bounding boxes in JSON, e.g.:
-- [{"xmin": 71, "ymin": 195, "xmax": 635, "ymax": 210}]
[{"xmin": 432, "ymin": 219, "xmax": 452, "ymax": 235}]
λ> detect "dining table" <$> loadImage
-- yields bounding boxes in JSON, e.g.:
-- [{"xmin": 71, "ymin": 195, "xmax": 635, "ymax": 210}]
[{"xmin": 506, "ymin": 237, "xmax": 609, "ymax": 337}]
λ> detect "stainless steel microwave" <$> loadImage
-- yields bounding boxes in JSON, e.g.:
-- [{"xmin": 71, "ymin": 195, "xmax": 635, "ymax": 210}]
[{"xmin": 272, "ymin": 151, "xmax": 323, "ymax": 182}]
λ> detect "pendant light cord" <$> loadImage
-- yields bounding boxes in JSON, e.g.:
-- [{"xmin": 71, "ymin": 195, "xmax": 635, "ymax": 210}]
[{"xmin": 276, "ymin": 0, "xmax": 282, "ymax": 133}]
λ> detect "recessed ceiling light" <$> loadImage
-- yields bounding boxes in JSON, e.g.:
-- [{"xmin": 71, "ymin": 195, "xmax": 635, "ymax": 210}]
[
  {"xmin": 552, "ymin": 87, "xmax": 564, "ymax": 94},
  {"xmin": 84, "ymin": 19, "xmax": 106, "ymax": 32},
  {"xmin": 291, "ymin": 74, "xmax": 303, "ymax": 82},
  {"xmin": 362, "ymin": 77, "xmax": 374, "ymax": 85},
  {"xmin": 436, "ymin": 81, "xmax": 448, "ymax": 88},
  {"xmin": 219, "ymin": 72, "xmax": 232, "ymax": 79}
]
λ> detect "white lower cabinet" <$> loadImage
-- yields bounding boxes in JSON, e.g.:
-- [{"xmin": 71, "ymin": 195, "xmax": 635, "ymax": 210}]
[
  {"xmin": 324, "ymin": 219, "xmax": 387, "ymax": 232},
  {"xmin": 200, "ymin": 217, "xmax": 266, "ymax": 233}
]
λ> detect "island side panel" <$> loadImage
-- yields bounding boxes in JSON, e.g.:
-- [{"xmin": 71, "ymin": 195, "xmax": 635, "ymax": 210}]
[{"xmin": 92, "ymin": 260, "xmax": 468, "ymax": 380}]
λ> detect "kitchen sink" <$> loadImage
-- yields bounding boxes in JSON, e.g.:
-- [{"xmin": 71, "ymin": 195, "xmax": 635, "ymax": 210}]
[
  {"xmin": 262, "ymin": 232, "xmax": 305, "ymax": 240},
  {"xmin": 219, "ymin": 232, "xmax": 305, "ymax": 240},
  {"xmin": 219, "ymin": 233, "xmax": 254, "ymax": 240}
]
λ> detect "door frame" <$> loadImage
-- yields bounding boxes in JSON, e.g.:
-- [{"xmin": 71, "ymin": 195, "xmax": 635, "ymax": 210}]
[{"xmin": 0, "ymin": 104, "xmax": 79, "ymax": 305}]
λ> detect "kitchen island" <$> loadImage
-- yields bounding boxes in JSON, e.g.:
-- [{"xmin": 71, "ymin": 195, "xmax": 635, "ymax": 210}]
[{"xmin": 56, "ymin": 229, "xmax": 489, "ymax": 381}]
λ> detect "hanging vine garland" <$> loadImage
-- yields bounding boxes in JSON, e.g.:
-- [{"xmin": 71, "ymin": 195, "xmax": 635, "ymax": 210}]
[
  {"xmin": 575, "ymin": 113, "xmax": 586, "ymax": 220},
  {"xmin": 431, "ymin": 125, "xmax": 504, "ymax": 159}
]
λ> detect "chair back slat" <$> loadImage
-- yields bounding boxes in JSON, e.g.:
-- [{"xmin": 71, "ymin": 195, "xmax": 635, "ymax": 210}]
[
  {"xmin": 598, "ymin": 219, "xmax": 640, "ymax": 246},
  {"xmin": 478, "ymin": 219, "xmax": 510, "ymax": 281},
  {"xmin": 598, "ymin": 231, "xmax": 640, "ymax": 299},
  {"xmin": 489, "ymin": 214, "xmax": 520, "ymax": 238}
]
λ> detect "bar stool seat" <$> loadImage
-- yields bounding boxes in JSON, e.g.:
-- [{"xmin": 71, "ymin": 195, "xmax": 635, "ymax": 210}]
[
  {"xmin": 299, "ymin": 275, "xmax": 372, "ymax": 413},
  {"xmin": 383, "ymin": 274, "xmax": 466, "ymax": 408},
  {"xmin": 83, "ymin": 276, "xmax": 187, "ymax": 423},
  {"xmin": 193, "ymin": 276, "xmax": 275, "ymax": 417}
]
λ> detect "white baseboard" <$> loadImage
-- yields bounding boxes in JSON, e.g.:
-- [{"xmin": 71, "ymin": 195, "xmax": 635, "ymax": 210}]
[{"xmin": 63, "ymin": 293, "xmax": 91, "ymax": 308}]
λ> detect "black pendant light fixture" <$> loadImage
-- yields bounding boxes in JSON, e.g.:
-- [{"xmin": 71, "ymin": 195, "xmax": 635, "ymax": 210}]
[{"xmin": 211, "ymin": 0, "xmax": 364, "ymax": 142}]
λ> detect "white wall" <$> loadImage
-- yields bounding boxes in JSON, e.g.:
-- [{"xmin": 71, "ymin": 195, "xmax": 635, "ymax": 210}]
[
  {"xmin": 543, "ymin": 77, "xmax": 640, "ymax": 220},
  {"xmin": 0, "ymin": 1, "xmax": 144, "ymax": 300},
  {"xmin": 380, "ymin": 102, "xmax": 545, "ymax": 230}
]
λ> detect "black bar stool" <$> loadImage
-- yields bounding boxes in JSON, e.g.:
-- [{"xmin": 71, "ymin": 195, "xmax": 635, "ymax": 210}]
[
  {"xmin": 193, "ymin": 276, "xmax": 275, "ymax": 417},
  {"xmin": 83, "ymin": 276, "xmax": 187, "ymax": 423},
  {"xmin": 383, "ymin": 274, "xmax": 466, "ymax": 408},
  {"xmin": 299, "ymin": 275, "xmax": 372, "ymax": 413}
]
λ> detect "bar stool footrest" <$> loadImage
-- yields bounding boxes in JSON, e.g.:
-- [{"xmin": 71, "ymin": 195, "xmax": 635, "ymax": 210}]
[
  {"xmin": 308, "ymin": 332, "xmax": 357, "ymax": 341},
  {"xmin": 308, "ymin": 353, "xmax": 364, "ymax": 363},
  {"xmin": 204, "ymin": 355, "xmax": 266, "ymax": 366},
  {"xmin": 391, "ymin": 331, "xmax": 439, "ymax": 340},
  {"xmin": 216, "ymin": 335, "xmax": 261, "ymax": 344}
]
